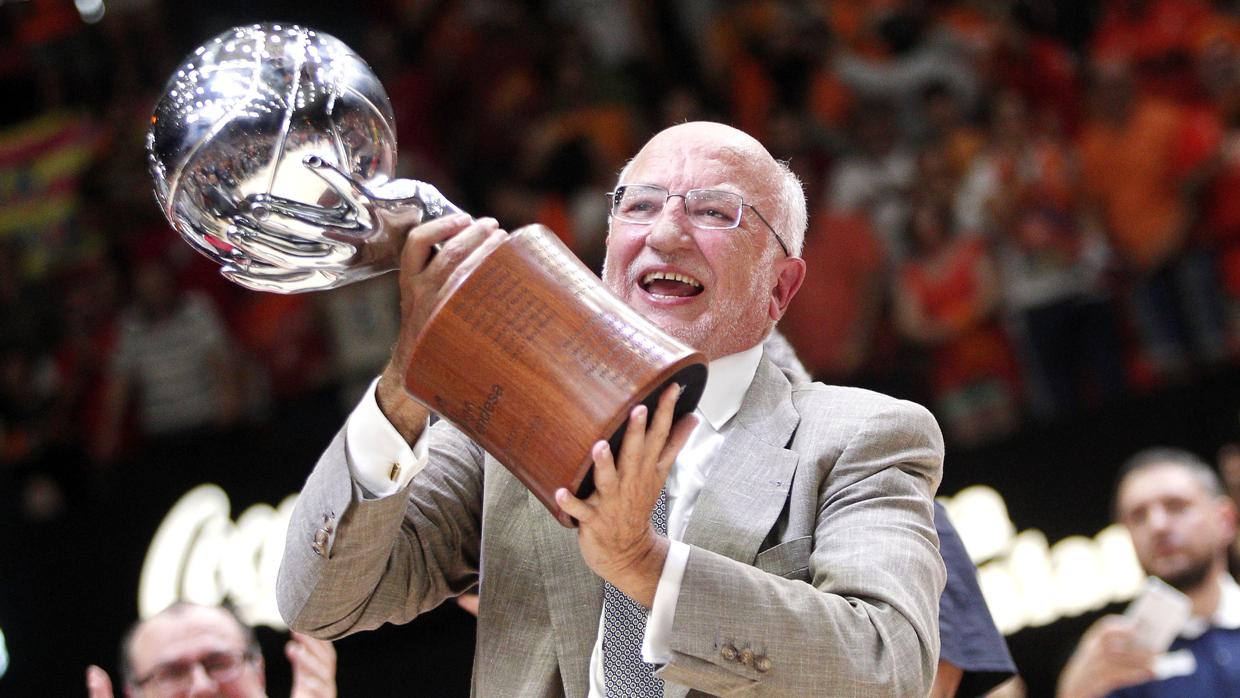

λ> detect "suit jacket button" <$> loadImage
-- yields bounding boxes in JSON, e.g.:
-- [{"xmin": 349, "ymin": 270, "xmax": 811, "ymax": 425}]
[
  {"xmin": 755, "ymin": 655, "xmax": 772, "ymax": 673},
  {"xmin": 312, "ymin": 528, "xmax": 330, "ymax": 556},
  {"xmin": 739, "ymin": 648, "xmax": 755, "ymax": 667},
  {"xmin": 720, "ymin": 644, "xmax": 739, "ymax": 661}
]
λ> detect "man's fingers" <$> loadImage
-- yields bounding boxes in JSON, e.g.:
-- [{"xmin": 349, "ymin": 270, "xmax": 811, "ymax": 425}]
[
  {"xmin": 1094, "ymin": 618, "xmax": 1144, "ymax": 653},
  {"xmin": 555, "ymin": 487, "xmax": 594, "ymax": 523},
  {"xmin": 456, "ymin": 592, "xmax": 481, "ymax": 617},
  {"xmin": 592, "ymin": 440, "xmax": 618, "ymax": 493},
  {"xmin": 425, "ymin": 217, "xmax": 499, "ymax": 270},
  {"xmin": 1108, "ymin": 665, "xmax": 1157, "ymax": 685},
  {"xmin": 615, "ymin": 404, "xmax": 648, "ymax": 475},
  {"xmin": 86, "ymin": 664, "xmax": 115, "ymax": 698},
  {"xmin": 1101, "ymin": 643, "xmax": 1157, "ymax": 670},
  {"xmin": 287, "ymin": 637, "xmax": 335, "ymax": 680},
  {"xmin": 291, "ymin": 632, "xmax": 337, "ymax": 668},
  {"xmin": 439, "ymin": 226, "xmax": 508, "ymax": 291},
  {"xmin": 400, "ymin": 213, "xmax": 477, "ymax": 273},
  {"xmin": 644, "ymin": 384, "xmax": 682, "ymax": 465}
]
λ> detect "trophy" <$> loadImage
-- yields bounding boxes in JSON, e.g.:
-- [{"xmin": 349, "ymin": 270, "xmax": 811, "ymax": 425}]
[{"xmin": 147, "ymin": 24, "xmax": 707, "ymax": 527}]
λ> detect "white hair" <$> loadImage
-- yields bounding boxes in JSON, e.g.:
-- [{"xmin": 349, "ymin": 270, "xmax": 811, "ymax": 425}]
[{"xmin": 773, "ymin": 159, "xmax": 807, "ymax": 257}]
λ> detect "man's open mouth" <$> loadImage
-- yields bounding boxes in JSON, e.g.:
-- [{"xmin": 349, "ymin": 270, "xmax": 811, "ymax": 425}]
[{"xmin": 641, "ymin": 270, "xmax": 703, "ymax": 297}]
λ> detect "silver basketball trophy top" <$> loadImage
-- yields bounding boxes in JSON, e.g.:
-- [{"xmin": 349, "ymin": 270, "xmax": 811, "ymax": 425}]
[{"xmin": 147, "ymin": 23, "xmax": 462, "ymax": 293}]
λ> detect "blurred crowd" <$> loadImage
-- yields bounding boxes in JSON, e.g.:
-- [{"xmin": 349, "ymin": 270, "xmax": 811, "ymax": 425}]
[{"xmin": 4, "ymin": 0, "xmax": 1240, "ymax": 527}]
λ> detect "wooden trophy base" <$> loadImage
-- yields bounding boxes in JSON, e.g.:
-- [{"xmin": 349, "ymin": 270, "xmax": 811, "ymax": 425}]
[{"xmin": 404, "ymin": 224, "xmax": 707, "ymax": 527}]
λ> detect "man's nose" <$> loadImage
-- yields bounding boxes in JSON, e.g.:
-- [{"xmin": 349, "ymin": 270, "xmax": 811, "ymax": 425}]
[
  {"xmin": 645, "ymin": 200, "xmax": 694, "ymax": 252},
  {"xmin": 1145, "ymin": 505, "xmax": 1172, "ymax": 532},
  {"xmin": 186, "ymin": 663, "xmax": 220, "ymax": 697}
]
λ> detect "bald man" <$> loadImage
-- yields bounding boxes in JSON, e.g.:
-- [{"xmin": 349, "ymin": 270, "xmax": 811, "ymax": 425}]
[
  {"xmin": 86, "ymin": 602, "xmax": 335, "ymax": 698},
  {"xmin": 276, "ymin": 122, "xmax": 945, "ymax": 696}
]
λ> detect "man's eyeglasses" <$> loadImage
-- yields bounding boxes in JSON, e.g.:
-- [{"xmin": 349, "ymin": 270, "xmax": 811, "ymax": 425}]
[
  {"xmin": 607, "ymin": 184, "xmax": 791, "ymax": 256},
  {"xmin": 132, "ymin": 649, "xmax": 256, "ymax": 696}
]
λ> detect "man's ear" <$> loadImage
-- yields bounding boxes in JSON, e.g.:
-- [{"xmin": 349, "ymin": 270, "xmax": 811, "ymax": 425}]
[
  {"xmin": 1218, "ymin": 495, "xmax": 1238, "ymax": 548},
  {"xmin": 768, "ymin": 256, "xmax": 806, "ymax": 322}
]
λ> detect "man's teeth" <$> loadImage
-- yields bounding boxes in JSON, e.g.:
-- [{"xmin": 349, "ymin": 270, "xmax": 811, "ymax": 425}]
[{"xmin": 641, "ymin": 271, "xmax": 702, "ymax": 288}]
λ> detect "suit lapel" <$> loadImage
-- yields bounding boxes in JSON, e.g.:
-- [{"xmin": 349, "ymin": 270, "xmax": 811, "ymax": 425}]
[
  {"xmin": 531, "ymin": 493, "xmax": 602, "ymax": 698},
  {"xmin": 683, "ymin": 356, "xmax": 801, "ymax": 563},
  {"xmin": 527, "ymin": 357, "xmax": 799, "ymax": 698}
]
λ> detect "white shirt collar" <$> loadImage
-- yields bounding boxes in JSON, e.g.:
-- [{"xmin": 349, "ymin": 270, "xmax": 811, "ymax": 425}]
[
  {"xmin": 1180, "ymin": 573, "xmax": 1240, "ymax": 639},
  {"xmin": 696, "ymin": 343, "xmax": 764, "ymax": 431},
  {"xmin": 1210, "ymin": 574, "xmax": 1240, "ymax": 630}
]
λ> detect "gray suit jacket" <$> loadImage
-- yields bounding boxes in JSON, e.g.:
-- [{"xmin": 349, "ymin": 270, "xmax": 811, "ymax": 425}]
[{"xmin": 278, "ymin": 355, "xmax": 946, "ymax": 697}]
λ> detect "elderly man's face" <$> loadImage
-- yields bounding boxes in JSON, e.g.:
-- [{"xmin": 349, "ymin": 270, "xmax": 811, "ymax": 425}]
[
  {"xmin": 1117, "ymin": 464, "xmax": 1237, "ymax": 592},
  {"xmin": 127, "ymin": 606, "xmax": 265, "ymax": 698},
  {"xmin": 601, "ymin": 123, "xmax": 803, "ymax": 360}
]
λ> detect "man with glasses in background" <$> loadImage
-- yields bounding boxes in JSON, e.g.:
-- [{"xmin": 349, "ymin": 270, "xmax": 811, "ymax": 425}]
[
  {"xmin": 277, "ymin": 121, "xmax": 945, "ymax": 696},
  {"xmin": 85, "ymin": 602, "xmax": 336, "ymax": 697}
]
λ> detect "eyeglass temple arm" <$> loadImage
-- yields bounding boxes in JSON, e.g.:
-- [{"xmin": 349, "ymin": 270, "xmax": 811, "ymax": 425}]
[{"xmin": 746, "ymin": 204, "xmax": 791, "ymax": 257}]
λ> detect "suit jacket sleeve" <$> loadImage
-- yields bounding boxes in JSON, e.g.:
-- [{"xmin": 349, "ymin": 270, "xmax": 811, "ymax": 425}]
[
  {"xmin": 276, "ymin": 421, "xmax": 485, "ymax": 638},
  {"xmin": 657, "ymin": 395, "xmax": 946, "ymax": 697}
]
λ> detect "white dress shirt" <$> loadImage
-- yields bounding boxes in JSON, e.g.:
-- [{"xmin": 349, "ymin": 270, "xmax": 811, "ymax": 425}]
[{"xmin": 342, "ymin": 344, "xmax": 765, "ymax": 695}]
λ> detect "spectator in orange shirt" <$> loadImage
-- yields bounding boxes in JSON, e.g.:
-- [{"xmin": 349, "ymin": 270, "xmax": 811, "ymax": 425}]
[
  {"xmin": 1078, "ymin": 61, "xmax": 1228, "ymax": 377},
  {"xmin": 893, "ymin": 198, "xmax": 1019, "ymax": 444},
  {"xmin": 958, "ymin": 90, "xmax": 1124, "ymax": 416}
]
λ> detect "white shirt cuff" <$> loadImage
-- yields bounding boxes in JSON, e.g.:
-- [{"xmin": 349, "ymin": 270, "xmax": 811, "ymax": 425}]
[
  {"xmin": 641, "ymin": 540, "xmax": 690, "ymax": 664},
  {"xmin": 344, "ymin": 377, "xmax": 428, "ymax": 498}
]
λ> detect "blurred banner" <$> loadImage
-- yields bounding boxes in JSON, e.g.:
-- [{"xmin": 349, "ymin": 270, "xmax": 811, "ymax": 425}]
[{"xmin": 0, "ymin": 111, "xmax": 101, "ymax": 279}]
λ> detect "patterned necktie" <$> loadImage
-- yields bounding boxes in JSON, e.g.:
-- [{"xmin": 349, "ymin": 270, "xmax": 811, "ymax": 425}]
[{"xmin": 603, "ymin": 488, "xmax": 668, "ymax": 697}]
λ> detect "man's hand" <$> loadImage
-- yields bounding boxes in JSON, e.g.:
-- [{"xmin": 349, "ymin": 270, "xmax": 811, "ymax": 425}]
[
  {"xmin": 375, "ymin": 213, "xmax": 507, "ymax": 440},
  {"xmin": 456, "ymin": 592, "xmax": 480, "ymax": 617},
  {"xmin": 85, "ymin": 664, "xmax": 115, "ymax": 698},
  {"xmin": 386, "ymin": 214, "xmax": 506, "ymax": 372},
  {"xmin": 1057, "ymin": 615, "xmax": 1156, "ymax": 698},
  {"xmin": 555, "ymin": 384, "xmax": 697, "ymax": 607},
  {"xmin": 930, "ymin": 659, "xmax": 963, "ymax": 698},
  {"xmin": 287, "ymin": 632, "xmax": 337, "ymax": 698}
]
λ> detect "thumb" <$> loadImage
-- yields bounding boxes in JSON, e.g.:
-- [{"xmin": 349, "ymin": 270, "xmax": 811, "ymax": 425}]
[{"xmin": 86, "ymin": 664, "xmax": 116, "ymax": 698}]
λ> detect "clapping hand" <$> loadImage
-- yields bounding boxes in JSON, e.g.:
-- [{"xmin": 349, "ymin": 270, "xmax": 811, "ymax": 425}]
[{"xmin": 287, "ymin": 632, "xmax": 337, "ymax": 698}]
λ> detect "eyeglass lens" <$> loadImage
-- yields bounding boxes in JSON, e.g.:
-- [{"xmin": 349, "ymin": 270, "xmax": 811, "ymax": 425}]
[
  {"xmin": 614, "ymin": 185, "xmax": 742, "ymax": 229},
  {"xmin": 146, "ymin": 650, "xmax": 247, "ymax": 692}
]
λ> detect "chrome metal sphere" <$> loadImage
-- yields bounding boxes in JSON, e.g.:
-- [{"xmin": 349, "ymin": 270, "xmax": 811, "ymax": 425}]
[{"xmin": 147, "ymin": 23, "xmax": 396, "ymax": 277}]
